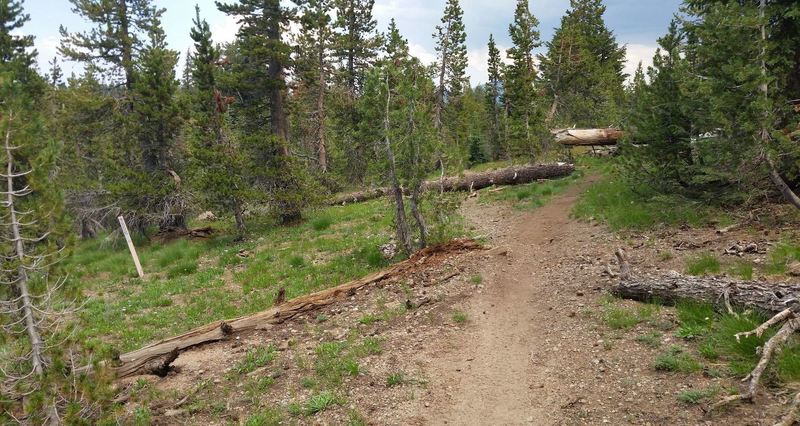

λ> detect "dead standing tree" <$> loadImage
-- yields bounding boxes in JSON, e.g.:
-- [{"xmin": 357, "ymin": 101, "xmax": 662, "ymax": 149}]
[{"xmin": 1, "ymin": 111, "xmax": 69, "ymax": 425}]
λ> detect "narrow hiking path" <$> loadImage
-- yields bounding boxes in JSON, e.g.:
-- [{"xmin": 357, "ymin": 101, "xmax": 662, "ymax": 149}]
[
  {"xmin": 412, "ymin": 177, "xmax": 772, "ymax": 425},
  {"xmin": 418, "ymin": 178, "xmax": 605, "ymax": 425}
]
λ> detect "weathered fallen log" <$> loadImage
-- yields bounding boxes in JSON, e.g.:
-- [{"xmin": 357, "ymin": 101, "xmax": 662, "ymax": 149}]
[
  {"xmin": 330, "ymin": 163, "xmax": 575, "ymax": 205},
  {"xmin": 612, "ymin": 249, "xmax": 800, "ymax": 423},
  {"xmin": 612, "ymin": 271, "xmax": 800, "ymax": 314},
  {"xmin": 552, "ymin": 128, "xmax": 624, "ymax": 146},
  {"xmin": 77, "ymin": 239, "xmax": 482, "ymax": 379},
  {"xmin": 611, "ymin": 250, "xmax": 800, "ymax": 314}
]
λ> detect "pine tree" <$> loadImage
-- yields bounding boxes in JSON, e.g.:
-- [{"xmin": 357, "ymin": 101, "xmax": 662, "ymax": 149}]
[
  {"xmin": 485, "ymin": 34, "xmax": 505, "ymax": 160},
  {"xmin": 361, "ymin": 22, "xmax": 436, "ymax": 253},
  {"xmin": 537, "ymin": 0, "xmax": 626, "ymax": 127},
  {"xmin": 218, "ymin": 0, "xmax": 316, "ymax": 223},
  {"xmin": 433, "ymin": 0, "xmax": 468, "ymax": 134},
  {"xmin": 296, "ymin": 0, "xmax": 335, "ymax": 173},
  {"xmin": 46, "ymin": 56, "xmax": 63, "ymax": 87},
  {"xmin": 333, "ymin": 0, "xmax": 379, "ymax": 94},
  {"xmin": 623, "ymin": 21, "xmax": 697, "ymax": 192},
  {"xmin": 505, "ymin": 0, "xmax": 542, "ymax": 159},
  {"xmin": 0, "ymin": 1, "xmax": 86, "ymax": 421},
  {"xmin": 187, "ymin": 5, "xmax": 251, "ymax": 235},
  {"xmin": 0, "ymin": 0, "xmax": 35, "ymax": 68},
  {"xmin": 59, "ymin": 0, "xmax": 164, "ymax": 91},
  {"xmin": 107, "ymin": 16, "xmax": 185, "ymax": 230}
]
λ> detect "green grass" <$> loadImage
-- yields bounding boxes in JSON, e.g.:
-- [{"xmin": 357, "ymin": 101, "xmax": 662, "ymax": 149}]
[
  {"xmin": 231, "ymin": 345, "xmax": 277, "ymax": 376},
  {"xmin": 685, "ymin": 253, "xmax": 721, "ymax": 276},
  {"xmin": 670, "ymin": 300, "xmax": 800, "ymax": 383},
  {"xmin": 452, "ymin": 310, "xmax": 468, "ymax": 324},
  {"xmin": 386, "ymin": 372, "xmax": 405, "ymax": 387},
  {"xmin": 572, "ymin": 164, "xmax": 731, "ymax": 230},
  {"xmin": 470, "ymin": 274, "xmax": 482, "ymax": 284},
  {"xmin": 65, "ymin": 198, "xmax": 442, "ymax": 354},
  {"xmin": 730, "ymin": 261, "xmax": 754, "ymax": 280},
  {"xmin": 481, "ymin": 172, "xmax": 583, "ymax": 210},
  {"xmin": 312, "ymin": 337, "xmax": 382, "ymax": 387},
  {"xmin": 654, "ymin": 346, "xmax": 702, "ymax": 373},
  {"xmin": 677, "ymin": 387, "xmax": 720, "ymax": 404},
  {"xmin": 304, "ymin": 391, "xmax": 339, "ymax": 415},
  {"xmin": 766, "ymin": 242, "xmax": 800, "ymax": 275},
  {"xmin": 601, "ymin": 300, "xmax": 657, "ymax": 330},
  {"xmin": 635, "ymin": 331, "xmax": 663, "ymax": 348},
  {"xmin": 244, "ymin": 408, "xmax": 284, "ymax": 426},
  {"xmin": 358, "ymin": 313, "xmax": 380, "ymax": 325}
]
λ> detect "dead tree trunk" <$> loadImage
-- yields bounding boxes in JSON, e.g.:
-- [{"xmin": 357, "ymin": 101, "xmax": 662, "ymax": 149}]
[
  {"xmin": 2, "ymin": 112, "xmax": 59, "ymax": 425},
  {"xmin": 382, "ymin": 73, "xmax": 412, "ymax": 254},
  {"xmin": 552, "ymin": 128, "xmax": 624, "ymax": 146},
  {"xmin": 330, "ymin": 163, "xmax": 575, "ymax": 205}
]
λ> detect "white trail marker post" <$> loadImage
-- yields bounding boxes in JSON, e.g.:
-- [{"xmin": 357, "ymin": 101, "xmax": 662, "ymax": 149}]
[{"xmin": 118, "ymin": 215, "xmax": 144, "ymax": 278}]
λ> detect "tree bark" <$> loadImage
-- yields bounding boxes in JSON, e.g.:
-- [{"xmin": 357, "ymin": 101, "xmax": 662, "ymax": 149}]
[
  {"xmin": 330, "ymin": 163, "xmax": 575, "ymax": 205},
  {"xmin": 75, "ymin": 239, "xmax": 481, "ymax": 379},
  {"xmin": 316, "ymin": 30, "xmax": 328, "ymax": 173},
  {"xmin": 380, "ymin": 72, "xmax": 412, "ymax": 254},
  {"xmin": 409, "ymin": 184, "xmax": 428, "ymax": 249},
  {"xmin": 267, "ymin": 0, "xmax": 289, "ymax": 153},
  {"xmin": 552, "ymin": 128, "xmax": 624, "ymax": 146},
  {"xmin": 612, "ymin": 272, "xmax": 800, "ymax": 315}
]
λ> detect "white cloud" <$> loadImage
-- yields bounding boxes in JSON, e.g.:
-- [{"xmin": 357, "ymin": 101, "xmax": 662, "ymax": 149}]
[
  {"xmin": 409, "ymin": 43, "xmax": 436, "ymax": 66},
  {"xmin": 466, "ymin": 44, "xmax": 510, "ymax": 85},
  {"xmin": 210, "ymin": 14, "xmax": 240, "ymax": 45},
  {"xmin": 623, "ymin": 43, "xmax": 657, "ymax": 82}
]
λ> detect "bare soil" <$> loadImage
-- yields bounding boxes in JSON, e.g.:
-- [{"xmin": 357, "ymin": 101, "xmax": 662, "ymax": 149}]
[{"xmin": 126, "ymin": 179, "xmax": 794, "ymax": 425}]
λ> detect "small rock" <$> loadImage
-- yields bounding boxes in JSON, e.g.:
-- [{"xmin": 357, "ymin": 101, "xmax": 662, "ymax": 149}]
[
  {"xmin": 196, "ymin": 211, "xmax": 217, "ymax": 222},
  {"xmin": 789, "ymin": 262, "xmax": 800, "ymax": 277},
  {"xmin": 488, "ymin": 247, "xmax": 509, "ymax": 257}
]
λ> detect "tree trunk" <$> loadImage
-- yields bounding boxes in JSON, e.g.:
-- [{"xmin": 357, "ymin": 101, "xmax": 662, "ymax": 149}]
[
  {"xmin": 758, "ymin": 0, "xmax": 800, "ymax": 210},
  {"xmin": 382, "ymin": 73, "xmax": 412, "ymax": 254},
  {"xmin": 612, "ymin": 272, "xmax": 800, "ymax": 315},
  {"xmin": 329, "ymin": 163, "xmax": 575, "ymax": 205},
  {"xmin": 267, "ymin": 0, "xmax": 289, "ymax": 153},
  {"xmin": 233, "ymin": 200, "xmax": 246, "ymax": 237},
  {"xmin": 552, "ymin": 128, "xmax": 624, "ymax": 146},
  {"xmin": 317, "ymin": 35, "xmax": 328, "ymax": 173},
  {"xmin": 409, "ymin": 184, "xmax": 428, "ymax": 249}
]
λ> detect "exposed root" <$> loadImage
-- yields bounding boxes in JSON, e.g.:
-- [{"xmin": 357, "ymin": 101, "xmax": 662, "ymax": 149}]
[
  {"xmin": 614, "ymin": 248, "xmax": 630, "ymax": 280},
  {"xmin": 775, "ymin": 392, "xmax": 800, "ymax": 426},
  {"xmin": 708, "ymin": 318, "xmax": 800, "ymax": 415},
  {"xmin": 735, "ymin": 308, "xmax": 794, "ymax": 342}
]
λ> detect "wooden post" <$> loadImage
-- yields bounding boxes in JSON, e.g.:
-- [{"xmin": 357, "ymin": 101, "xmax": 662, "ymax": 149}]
[{"xmin": 118, "ymin": 215, "xmax": 144, "ymax": 278}]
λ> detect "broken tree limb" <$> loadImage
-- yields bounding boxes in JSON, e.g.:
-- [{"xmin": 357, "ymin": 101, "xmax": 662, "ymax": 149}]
[
  {"xmin": 552, "ymin": 128, "xmax": 624, "ymax": 146},
  {"xmin": 330, "ymin": 163, "xmax": 575, "ymax": 205},
  {"xmin": 76, "ymin": 239, "xmax": 482, "ymax": 379}
]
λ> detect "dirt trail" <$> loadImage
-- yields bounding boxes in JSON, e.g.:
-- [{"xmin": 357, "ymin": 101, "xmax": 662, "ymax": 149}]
[{"xmin": 419, "ymin": 180, "xmax": 600, "ymax": 425}]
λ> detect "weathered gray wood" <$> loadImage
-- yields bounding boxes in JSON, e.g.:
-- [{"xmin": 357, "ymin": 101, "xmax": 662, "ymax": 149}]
[
  {"xmin": 330, "ymin": 163, "xmax": 575, "ymax": 205},
  {"xmin": 612, "ymin": 272, "xmax": 800, "ymax": 314},
  {"xmin": 552, "ymin": 128, "xmax": 624, "ymax": 146}
]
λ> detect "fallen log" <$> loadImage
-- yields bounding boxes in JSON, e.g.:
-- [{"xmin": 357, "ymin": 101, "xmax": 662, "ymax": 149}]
[
  {"xmin": 330, "ymin": 163, "xmax": 575, "ymax": 205},
  {"xmin": 76, "ymin": 239, "xmax": 482, "ymax": 379},
  {"xmin": 552, "ymin": 128, "xmax": 624, "ymax": 146},
  {"xmin": 612, "ymin": 271, "xmax": 800, "ymax": 314},
  {"xmin": 612, "ymin": 248, "xmax": 800, "ymax": 423}
]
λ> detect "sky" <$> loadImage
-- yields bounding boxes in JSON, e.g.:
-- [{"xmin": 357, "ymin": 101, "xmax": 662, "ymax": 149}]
[{"xmin": 22, "ymin": 0, "xmax": 683, "ymax": 85}]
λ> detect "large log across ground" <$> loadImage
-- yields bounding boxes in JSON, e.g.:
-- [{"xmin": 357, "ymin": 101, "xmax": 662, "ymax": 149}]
[
  {"xmin": 552, "ymin": 128, "xmax": 624, "ymax": 146},
  {"xmin": 78, "ymin": 239, "xmax": 482, "ymax": 379},
  {"xmin": 612, "ymin": 271, "xmax": 800, "ymax": 314},
  {"xmin": 330, "ymin": 163, "xmax": 575, "ymax": 205}
]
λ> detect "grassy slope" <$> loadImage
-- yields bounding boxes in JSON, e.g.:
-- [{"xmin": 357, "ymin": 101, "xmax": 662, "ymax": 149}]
[
  {"xmin": 577, "ymin": 156, "xmax": 800, "ymax": 399},
  {"xmin": 67, "ymin": 200, "xmax": 401, "ymax": 354}
]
